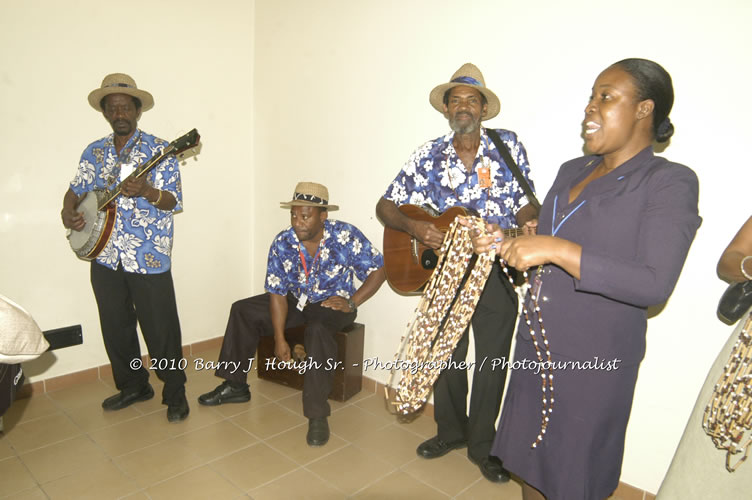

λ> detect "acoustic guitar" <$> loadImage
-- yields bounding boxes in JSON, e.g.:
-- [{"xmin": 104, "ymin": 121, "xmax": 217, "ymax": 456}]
[
  {"xmin": 383, "ymin": 204, "xmax": 523, "ymax": 294},
  {"xmin": 67, "ymin": 129, "xmax": 201, "ymax": 261}
]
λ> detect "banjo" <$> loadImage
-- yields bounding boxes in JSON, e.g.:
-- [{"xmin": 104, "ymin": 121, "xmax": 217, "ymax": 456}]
[{"xmin": 67, "ymin": 129, "xmax": 200, "ymax": 260}]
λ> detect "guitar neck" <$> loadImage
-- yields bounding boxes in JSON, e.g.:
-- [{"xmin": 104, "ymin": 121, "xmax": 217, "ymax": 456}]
[
  {"xmin": 502, "ymin": 227, "xmax": 524, "ymax": 238},
  {"xmin": 97, "ymin": 145, "xmax": 175, "ymax": 210}
]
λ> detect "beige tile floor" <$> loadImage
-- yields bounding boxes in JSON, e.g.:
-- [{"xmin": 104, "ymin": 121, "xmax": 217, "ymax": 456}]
[{"xmin": 0, "ymin": 345, "xmax": 641, "ymax": 500}]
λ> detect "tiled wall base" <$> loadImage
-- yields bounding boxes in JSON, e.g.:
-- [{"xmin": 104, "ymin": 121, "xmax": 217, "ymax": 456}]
[
  {"xmin": 16, "ymin": 337, "xmax": 226, "ymax": 399},
  {"xmin": 14, "ymin": 336, "xmax": 655, "ymax": 499}
]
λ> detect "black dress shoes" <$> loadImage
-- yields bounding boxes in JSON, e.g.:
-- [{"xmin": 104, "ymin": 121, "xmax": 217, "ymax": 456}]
[
  {"xmin": 167, "ymin": 396, "xmax": 190, "ymax": 422},
  {"xmin": 197, "ymin": 381, "xmax": 251, "ymax": 406},
  {"xmin": 306, "ymin": 417, "xmax": 329, "ymax": 447},
  {"xmin": 416, "ymin": 436, "xmax": 467, "ymax": 459},
  {"xmin": 101, "ymin": 384, "xmax": 154, "ymax": 411},
  {"xmin": 469, "ymin": 455, "xmax": 510, "ymax": 483}
]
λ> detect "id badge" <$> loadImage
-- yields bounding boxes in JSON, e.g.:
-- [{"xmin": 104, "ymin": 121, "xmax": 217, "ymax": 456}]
[
  {"xmin": 477, "ymin": 166, "xmax": 492, "ymax": 188},
  {"xmin": 296, "ymin": 293, "xmax": 308, "ymax": 311}
]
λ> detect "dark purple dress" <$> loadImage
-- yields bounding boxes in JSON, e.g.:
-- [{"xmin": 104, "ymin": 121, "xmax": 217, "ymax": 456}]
[{"xmin": 492, "ymin": 147, "xmax": 701, "ymax": 500}]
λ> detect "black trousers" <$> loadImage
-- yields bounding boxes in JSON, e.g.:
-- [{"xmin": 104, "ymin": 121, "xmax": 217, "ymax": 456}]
[
  {"xmin": 433, "ymin": 261, "xmax": 518, "ymax": 460},
  {"xmin": 215, "ymin": 293, "xmax": 355, "ymax": 419},
  {"xmin": 90, "ymin": 262, "xmax": 186, "ymax": 405}
]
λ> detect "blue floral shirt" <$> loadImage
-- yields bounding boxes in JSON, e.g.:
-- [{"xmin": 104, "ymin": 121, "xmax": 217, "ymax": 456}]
[
  {"xmin": 265, "ymin": 219, "xmax": 384, "ymax": 302},
  {"xmin": 69, "ymin": 129, "xmax": 182, "ymax": 274},
  {"xmin": 383, "ymin": 128, "xmax": 535, "ymax": 228}
]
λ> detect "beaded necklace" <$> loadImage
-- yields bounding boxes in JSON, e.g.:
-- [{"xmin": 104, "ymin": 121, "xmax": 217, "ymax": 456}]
[
  {"xmin": 515, "ymin": 265, "xmax": 554, "ymax": 448},
  {"xmin": 387, "ymin": 216, "xmax": 496, "ymax": 415},
  {"xmin": 386, "ymin": 216, "xmax": 554, "ymax": 451},
  {"xmin": 703, "ymin": 311, "xmax": 752, "ymax": 471},
  {"xmin": 506, "ymin": 190, "xmax": 587, "ymax": 448}
]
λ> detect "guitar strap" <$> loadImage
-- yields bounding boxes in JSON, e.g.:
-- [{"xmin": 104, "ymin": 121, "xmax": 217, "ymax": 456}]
[{"xmin": 484, "ymin": 128, "xmax": 541, "ymax": 211}]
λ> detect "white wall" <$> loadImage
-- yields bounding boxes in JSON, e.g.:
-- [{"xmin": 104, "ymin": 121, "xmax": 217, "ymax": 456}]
[
  {"xmin": 2, "ymin": 0, "xmax": 750, "ymax": 493},
  {"xmin": 0, "ymin": 0, "xmax": 255, "ymax": 377},
  {"xmin": 253, "ymin": 0, "xmax": 752, "ymax": 493}
]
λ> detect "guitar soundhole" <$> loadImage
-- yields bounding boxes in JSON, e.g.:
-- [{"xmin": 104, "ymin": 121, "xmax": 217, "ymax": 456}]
[{"xmin": 421, "ymin": 249, "xmax": 438, "ymax": 270}]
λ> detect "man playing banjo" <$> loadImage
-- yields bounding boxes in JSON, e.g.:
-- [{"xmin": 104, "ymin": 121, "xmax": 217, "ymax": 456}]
[
  {"xmin": 376, "ymin": 63, "xmax": 537, "ymax": 483},
  {"xmin": 60, "ymin": 73, "xmax": 189, "ymax": 422}
]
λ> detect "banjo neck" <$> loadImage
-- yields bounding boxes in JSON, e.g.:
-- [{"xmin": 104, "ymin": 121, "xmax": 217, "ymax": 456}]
[
  {"xmin": 97, "ymin": 143, "xmax": 177, "ymax": 210},
  {"xmin": 69, "ymin": 129, "xmax": 200, "ymax": 262}
]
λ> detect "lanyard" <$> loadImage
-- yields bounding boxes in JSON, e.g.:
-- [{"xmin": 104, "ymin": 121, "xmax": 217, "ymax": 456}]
[
  {"xmin": 551, "ymin": 194, "xmax": 586, "ymax": 237},
  {"xmin": 298, "ymin": 246, "xmax": 321, "ymax": 282}
]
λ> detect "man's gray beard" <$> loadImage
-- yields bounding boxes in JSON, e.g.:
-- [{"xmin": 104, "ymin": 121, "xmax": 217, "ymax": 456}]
[{"xmin": 449, "ymin": 116, "xmax": 480, "ymax": 135}]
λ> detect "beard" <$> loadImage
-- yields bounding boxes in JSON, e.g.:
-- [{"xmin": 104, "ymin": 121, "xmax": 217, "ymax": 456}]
[
  {"xmin": 112, "ymin": 119, "xmax": 135, "ymax": 137},
  {"xmin": 448, "ymin": 112, "xmax": 480, "ymax": 135}
]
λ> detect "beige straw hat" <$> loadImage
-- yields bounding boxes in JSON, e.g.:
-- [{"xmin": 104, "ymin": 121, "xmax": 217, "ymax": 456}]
[
  {"xmin": 428, "ymin": 63, "xmax": 500, "ymax": 120},
  {"xmin": 87, "ymin": 73, "xmax": 154, "ymax": 112},
  {"xmin": 280, "ymin": 182, "xmax": 339, "ymax": 211}
]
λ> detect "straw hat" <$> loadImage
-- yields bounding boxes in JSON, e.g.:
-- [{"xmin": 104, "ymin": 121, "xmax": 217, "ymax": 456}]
[
  {"xmin": 428, "ymin": 63, "xmax": 500, "ymax": 120},
  {"xmin": 87, "ymin": 73, "xmax": 154, "ymax": 112},
  {"xmin": 280, "ymin": 182, "xmax": 339, "ymax": 211}
]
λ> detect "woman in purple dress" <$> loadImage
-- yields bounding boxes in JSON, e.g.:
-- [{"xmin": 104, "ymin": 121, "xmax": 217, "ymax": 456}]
[{"xmin": 468, "ymin": 59, "xmax": 702, "ymax": 499}]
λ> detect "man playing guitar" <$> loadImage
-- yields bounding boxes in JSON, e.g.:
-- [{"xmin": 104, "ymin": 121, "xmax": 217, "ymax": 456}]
[{"xmin": 376, "ymin": 63, "xmax": 537, "ymax": 483}]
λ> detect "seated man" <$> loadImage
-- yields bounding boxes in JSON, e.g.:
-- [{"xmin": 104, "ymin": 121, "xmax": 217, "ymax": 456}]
[{"xmin": 198, "ymin": 182, "xmax": 385, "ymax": 446}]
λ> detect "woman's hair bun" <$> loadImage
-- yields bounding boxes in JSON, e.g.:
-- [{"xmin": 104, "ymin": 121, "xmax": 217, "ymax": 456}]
[{"xmin": 656, "ymin": 117, "xmax": 674, "ymax": 143}]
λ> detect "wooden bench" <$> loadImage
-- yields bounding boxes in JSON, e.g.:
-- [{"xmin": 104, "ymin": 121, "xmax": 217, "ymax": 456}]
[{"xmin": 256, "ymin": 322, "xmax": 364, "ymax": 401}]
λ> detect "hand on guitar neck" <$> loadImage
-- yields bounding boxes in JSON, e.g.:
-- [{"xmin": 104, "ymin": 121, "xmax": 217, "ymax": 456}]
[
  {"xmin": 460, "ymin": 219, "xmax": 537, "ymax": 254},
  {"xmin": 120, "ymin": 175, "xmax": 153, "ymax": 198},
  {"xmin": 460, "ymin": 219, "xmax": 506, "ymax": 255},
  {"xmin": 120, "ymin": 176, "xmax": 176, "ymax": 210},
  {"xmin": 461, "ymin": 218, "xmax": 583, "ymax": 278}
]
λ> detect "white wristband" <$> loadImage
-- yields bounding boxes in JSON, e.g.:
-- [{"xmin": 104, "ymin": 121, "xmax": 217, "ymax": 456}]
[{"xmin": 741, "ymin": 255, "xmax": 752, "ymax": 280}]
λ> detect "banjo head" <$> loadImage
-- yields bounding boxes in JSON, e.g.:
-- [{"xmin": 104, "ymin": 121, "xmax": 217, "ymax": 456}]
[{"xmin": 67, "ymin": 190, "xmax": 114, "ymax": 260}]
